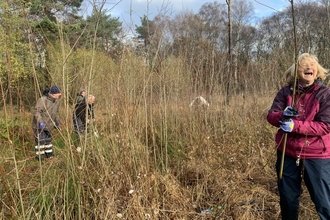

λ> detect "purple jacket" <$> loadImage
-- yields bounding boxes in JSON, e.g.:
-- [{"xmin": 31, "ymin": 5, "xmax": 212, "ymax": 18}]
[{"xmin": 267, "ymin": 81, "xmax": 330, "ymax": 159}]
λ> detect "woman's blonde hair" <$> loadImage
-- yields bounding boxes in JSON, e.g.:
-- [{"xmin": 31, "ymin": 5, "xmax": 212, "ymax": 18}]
[
  {"xmin": 285, "ymin": 53, "xmax": 328, "ymax": 84},
  {"xmin": 88, "ymin": 95, "xmax": 95, "ymax": 104}
]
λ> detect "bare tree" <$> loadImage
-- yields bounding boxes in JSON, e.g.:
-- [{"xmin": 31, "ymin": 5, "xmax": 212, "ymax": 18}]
[
  {"xmin": 231, "ymin": 0, "xmax": 254, "ymax": 85},
  {"xmin": 226, "ymin": 0, "xmax": 233, "ymax": 104}
]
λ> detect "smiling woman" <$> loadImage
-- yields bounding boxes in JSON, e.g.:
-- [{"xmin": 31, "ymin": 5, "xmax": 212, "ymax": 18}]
[
  {"xmin": 284, "ymin": 53, "xmax": 328, "ymax": 87},
  {"xmin": 297, "ymin": 57, "xmax": 317, "ymax": 87},
  {"xmin": 267, "ymin": 53, "xmax": 330, "ymax": 219}
]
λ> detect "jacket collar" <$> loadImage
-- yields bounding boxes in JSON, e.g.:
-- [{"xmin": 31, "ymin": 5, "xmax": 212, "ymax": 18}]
[
  {"xmin": 290, "ymin": 78, "xmax": 323, "ymax": 94},
  {"xmin": 46, "ymin": 94, "xmax": 56, "ymax": 102}
]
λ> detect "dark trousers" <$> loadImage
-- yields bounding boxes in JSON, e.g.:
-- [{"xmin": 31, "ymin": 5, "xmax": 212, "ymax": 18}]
[
  {"xmin": 33, "ymin": 129, "xmax": 53, "ymax": 159},
  {"xmin": 276, "ymin": 151, "xmax": 330, "ymax": 220},
  {"xmin": 73, "ymin": 118, "xmax": 86, "ymax": 135}
]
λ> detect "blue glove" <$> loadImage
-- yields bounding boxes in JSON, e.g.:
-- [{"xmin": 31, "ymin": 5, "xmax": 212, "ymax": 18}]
[
  {"xmin": 283, "ymin": 106, "xmax": 299, "ymax": 119},
  {"xmin": 279, "ymin": 119, "xmax": 294, "ymax": 132},
  {"xmin": 39, "ymin": 122, "xmax": 45, "ymax": 129}
]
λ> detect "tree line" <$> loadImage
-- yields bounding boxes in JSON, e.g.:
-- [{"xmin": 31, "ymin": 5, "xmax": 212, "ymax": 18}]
[{"xmin": 1, "ymin": 0, "xmax": 329, "ymax": 108}]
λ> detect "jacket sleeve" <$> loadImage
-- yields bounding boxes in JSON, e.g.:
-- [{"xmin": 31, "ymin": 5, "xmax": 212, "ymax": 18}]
[
  {"xmin": 292, "ymin": 120, "xmax": 330, "ymax": 136},
  {"xmin": 267, "ymin": 88, "xmax": 287, "ymax": 127},
  {"xmin": 75, "ymin": 100, "xmax": 87, "ymax": 122},
  {"xmin": 34, "ymin": 97, "xmax": 45, "ymax": 123},
  {"xmin": 292, "ymin": 88, "xmax": 330, "ymax": 136},
  {"xmin": 88, "ymin": 104, "xmax": 95, "ymax": 119},
  {"xmin": 55, "ymin": 100, "xmax": 60, "ymax": 124}
]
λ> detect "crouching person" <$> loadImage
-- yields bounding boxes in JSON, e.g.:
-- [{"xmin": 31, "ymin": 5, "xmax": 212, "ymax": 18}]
[{"xmin": 32, "ymin": 85, "xmax": 62, "ymax": 160}]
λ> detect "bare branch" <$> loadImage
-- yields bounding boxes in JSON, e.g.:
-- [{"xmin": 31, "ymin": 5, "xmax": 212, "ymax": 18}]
[{"xmin": 253, "ymin": 0, "xmax": 281, "ymax": 12}]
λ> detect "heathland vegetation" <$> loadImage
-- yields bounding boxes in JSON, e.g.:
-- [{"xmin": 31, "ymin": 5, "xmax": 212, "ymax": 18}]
[{"xmin": 0, "ymin": 0, "xmax": 328, "ymax": 219}]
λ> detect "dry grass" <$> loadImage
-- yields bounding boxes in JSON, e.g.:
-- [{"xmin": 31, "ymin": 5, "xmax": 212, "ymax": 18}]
[{"xmin": 0, "ymin": 92, "xmax": 320, "ymax": 220}]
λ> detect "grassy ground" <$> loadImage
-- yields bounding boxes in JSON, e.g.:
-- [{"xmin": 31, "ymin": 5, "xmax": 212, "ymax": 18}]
[{"xmin": 0, "ymin": 93, "xmax": 320, "ymax": 219}]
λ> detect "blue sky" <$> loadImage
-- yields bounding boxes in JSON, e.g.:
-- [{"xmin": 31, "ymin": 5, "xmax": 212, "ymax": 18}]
[{"xmin": 81, "ymin": 0, "xmax": 289, "ymax": 34}]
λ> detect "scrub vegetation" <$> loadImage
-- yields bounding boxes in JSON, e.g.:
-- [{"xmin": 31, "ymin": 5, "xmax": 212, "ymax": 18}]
[{"xmin": 0, "ymin": 0, "xmax": 327, "ymax": 219}]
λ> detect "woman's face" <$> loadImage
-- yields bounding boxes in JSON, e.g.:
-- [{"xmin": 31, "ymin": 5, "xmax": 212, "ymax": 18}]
[
  {"xmin": 88, "ymin": 96, "xmax": 95, "ymax": 104},
  {"xmin": 298, "ymin": 57, "xmax": 318, "ymax": 86}
]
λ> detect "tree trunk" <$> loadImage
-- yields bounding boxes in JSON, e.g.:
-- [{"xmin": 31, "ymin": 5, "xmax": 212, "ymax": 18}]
[{"xmin": 226, "ymin": 0, "xmax": 232, "ymax": 105}]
